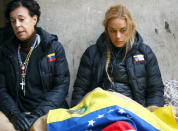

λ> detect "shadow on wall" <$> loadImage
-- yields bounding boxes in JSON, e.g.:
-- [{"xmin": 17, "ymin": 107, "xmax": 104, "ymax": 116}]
[
  {"xmin": 0, "ymin": 0, "xmax": 13, "ymax": 46},
  {"xmin": 0, "ymin": 0, "xmax": 11, "ymax": 28}
]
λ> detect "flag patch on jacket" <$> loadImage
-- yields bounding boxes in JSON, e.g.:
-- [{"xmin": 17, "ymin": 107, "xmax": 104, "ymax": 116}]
[
  {"xmin": 133, "ymin": 54, "xmax": 144, "ymax": 62},
  {"xmin": 47, "ymin": 53, "xmax": 56, "ymax": 62}
]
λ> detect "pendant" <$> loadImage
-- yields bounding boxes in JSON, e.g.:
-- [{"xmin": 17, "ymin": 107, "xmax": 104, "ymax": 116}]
[
  {"xmin": 22, "ymin": 65, "xmax": 25, "ymax": 70},
  {"xmin": 21, "ymin": 65, "xmax": 26, "ymax": 78},
  {"xmin": 21, "ymin": 73, "xmax": 26, "ymax": 78},
  {"xmin": 20, "ymin": 79, "xmax": 25, "ymax": 96}
]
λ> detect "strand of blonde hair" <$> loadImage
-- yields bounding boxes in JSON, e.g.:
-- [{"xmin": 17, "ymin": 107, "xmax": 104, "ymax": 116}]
[{"xmin": 105, "ymin": 43, "xmax": 113, "ymax": 84}]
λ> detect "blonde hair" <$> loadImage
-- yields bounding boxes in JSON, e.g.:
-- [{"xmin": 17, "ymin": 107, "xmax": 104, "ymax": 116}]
[{"xmin": 103, "ymin": 4, "xmax": 136, "ymax": 83}]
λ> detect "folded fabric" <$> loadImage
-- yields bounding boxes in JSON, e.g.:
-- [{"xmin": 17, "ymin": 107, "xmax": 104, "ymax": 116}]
[
  {"xmin": 102, "ymin": 121, "xmax": 136, "ymax": 131},
  {"xmin": 47, "ymin": 88, "xmax": 178, "ymax": 131}
]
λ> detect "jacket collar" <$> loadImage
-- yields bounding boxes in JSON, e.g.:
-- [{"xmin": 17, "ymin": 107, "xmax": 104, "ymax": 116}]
[
  {"xmin": 36, "ymin": 27, "xmax": 58, "ymax": 52},
  {"xmin": 126, "ymin": 31, "xmax": 144, "ymax": 57},
  {"xmin": 95, "ymin": 32, "xmax": 107, "ymax": 55}
]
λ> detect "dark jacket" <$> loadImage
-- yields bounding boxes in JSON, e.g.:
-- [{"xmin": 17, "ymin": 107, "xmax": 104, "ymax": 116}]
[
  {"xmin": 0, "ymin": 24, "xmax": 14, "ymax": 46},
  {"xmin": 0, "ymin": 27, "xmax": 70, "ymax": 117},
  {"xmin": 72, "ymin": 32, "xmax": 164, "ymax": 107}
]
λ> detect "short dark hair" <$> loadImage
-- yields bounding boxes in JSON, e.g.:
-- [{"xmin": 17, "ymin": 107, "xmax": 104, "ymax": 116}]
[{"xmin": 5, "ymin": 0, "xmax": 41, "ymax": 24}]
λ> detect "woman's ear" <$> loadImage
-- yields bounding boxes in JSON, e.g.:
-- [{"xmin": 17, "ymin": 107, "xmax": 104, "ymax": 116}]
[{"xmin": 33, "ymin": 15, "xmax": 38, "ymax": 25}]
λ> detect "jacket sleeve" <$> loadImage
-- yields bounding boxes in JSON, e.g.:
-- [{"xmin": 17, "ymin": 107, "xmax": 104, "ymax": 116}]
[
  {"xmin": 0, "ymin": 53, "xmax": 21, "ymax": 117},
  {"xmin": 144, "ymin": 45, "xmax": 164, "ymax": 107},
  {"xmin": 32, "ymin": 42, "xmax": 70, "ymax": 116},
  {"xmin": 71, "ymin": 47, "xmax": 93, "ymax": 107}
]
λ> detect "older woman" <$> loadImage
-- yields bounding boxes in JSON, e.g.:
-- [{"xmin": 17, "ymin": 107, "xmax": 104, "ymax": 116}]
[
  {"xmin": 0, "ymin": 0, "xmax": 70, "ymax": 130},
  {"xmin": 72, "ymin": 5, "xmax": 164, "ymax": 109}
]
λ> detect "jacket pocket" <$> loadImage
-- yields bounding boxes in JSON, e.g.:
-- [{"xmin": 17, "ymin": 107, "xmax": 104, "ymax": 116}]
[
  {"xmin": 41, "ymin": 72, "xmax": 53, "ymax": 91},
  {"xmin": 40, "ymin": 57, "xmax": 54, "ymax": 91},
  {"xmin": 134, "ymin": 61, "xmax": 146, "ymax": 77}
]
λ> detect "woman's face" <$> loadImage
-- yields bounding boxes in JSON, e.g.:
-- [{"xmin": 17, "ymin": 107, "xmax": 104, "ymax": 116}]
[
  {"xmin": 10, "ymin": 6, "xmax": 37, "ymax": 41},
  {"xmin": 107, "ymin": 18, "xmax": 129, "ymax": 48}
]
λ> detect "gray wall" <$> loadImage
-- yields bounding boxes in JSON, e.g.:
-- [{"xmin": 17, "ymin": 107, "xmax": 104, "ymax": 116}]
[{"xmin": 36, "ymin": 0, "xmax": 178, "ymax": 101}]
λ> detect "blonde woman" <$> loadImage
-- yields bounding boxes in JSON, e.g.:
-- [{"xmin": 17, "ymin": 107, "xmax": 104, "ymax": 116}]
[{"xmin": 72, "ymin": 4, "xmax": 164, "ymax": 109}]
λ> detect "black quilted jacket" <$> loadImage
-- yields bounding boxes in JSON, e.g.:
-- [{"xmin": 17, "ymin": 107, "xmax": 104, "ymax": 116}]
[
  {"xmin": 72, "ymin": 31, "xmax": 164, "ymax": 107},
  {"xmin": 0, "ymin": 27, "xmax": 70, "ymax": 117}
]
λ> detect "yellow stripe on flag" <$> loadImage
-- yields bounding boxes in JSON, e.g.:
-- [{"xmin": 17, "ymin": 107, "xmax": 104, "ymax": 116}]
[
  {"xmin": 47, "ymin": 53, "xmax": 55, "ymax": 57},
  {"xmin": 133, "ymin": 54, "xmax": 144, "ymax": 58}
]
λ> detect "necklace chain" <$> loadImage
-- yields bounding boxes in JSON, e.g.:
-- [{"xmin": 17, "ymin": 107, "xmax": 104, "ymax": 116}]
[{"xmin": 17, "ymin": 34, "xmax": 40, "ymax": 96}]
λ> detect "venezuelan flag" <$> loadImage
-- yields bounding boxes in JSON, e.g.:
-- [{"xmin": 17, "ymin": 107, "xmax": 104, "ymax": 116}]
[
  {"xmin": 47, "ymin": 53, "xmax": 56, "ymax": 62},
  {"xmin": 47, "ymin": 88, "xmax": 178, "ymax": 131},
  {"xmin": 133, "ymin": 54, "xmax": 144, "ymax": 62}
]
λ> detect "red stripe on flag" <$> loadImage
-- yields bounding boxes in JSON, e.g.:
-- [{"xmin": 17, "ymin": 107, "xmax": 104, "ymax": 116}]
[
  {"xmin": 102, "ymin": 121, "xmax": 135, "ymax": 131},
  {"xmin": 48, "ymin": 58, "xmax": 56, "ymax": 62}
]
